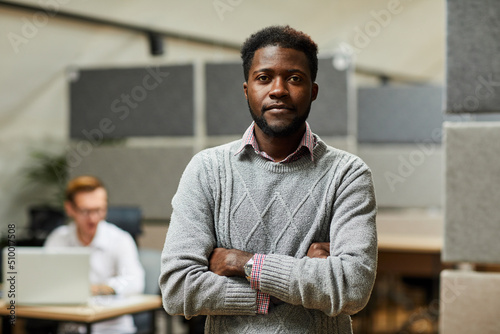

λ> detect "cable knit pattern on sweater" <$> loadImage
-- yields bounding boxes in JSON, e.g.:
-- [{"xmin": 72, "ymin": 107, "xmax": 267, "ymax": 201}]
[{"xmin": 159, "ymin": 136, "xmax": 377, "ymax": 334}]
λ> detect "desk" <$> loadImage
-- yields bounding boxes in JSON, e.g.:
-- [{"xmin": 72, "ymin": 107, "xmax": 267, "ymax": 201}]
[
  {"xmin": 377, "ymin": 208, "xmax": 443, "ymax": 250},
  {"xmin": 0, "ymin": 294, "xmax": 162, "ymax": 334},
  {"xmin": 377, "ymin": 208, "xmax": 444, "ymax": 277},
  {"xmin": 360, "ymin": 209, "xmax": 445, "ymax": 333}
]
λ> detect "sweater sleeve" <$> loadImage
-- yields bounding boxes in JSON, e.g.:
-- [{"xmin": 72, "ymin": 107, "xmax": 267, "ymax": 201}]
[
  {"xmin": 258, "ymin": 157, "xmax": 378, "ymax": 317},
  {"xmin": 159, "ymin": 151, "xmax": 258, "ymax": 318}
]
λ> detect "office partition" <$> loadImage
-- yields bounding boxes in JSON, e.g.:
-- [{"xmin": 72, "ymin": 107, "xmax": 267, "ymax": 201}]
[
  {"xmin": 446, "ymin": 0, "xmax": 500, "ymax": 113},
  {"xmin": 69, "ymin": 64, "xmax": 195, "ymax": 138}
]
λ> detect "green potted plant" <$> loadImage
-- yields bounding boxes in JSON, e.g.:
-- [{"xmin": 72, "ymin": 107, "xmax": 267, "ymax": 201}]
[{"xmin": 22, "ymin": 150, "xmax": 68, "ymax": 241}]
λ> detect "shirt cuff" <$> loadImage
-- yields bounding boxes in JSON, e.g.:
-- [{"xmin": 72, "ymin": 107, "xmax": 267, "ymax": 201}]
[
  {"xmin": 250, "ymin": 253, "xmax": 265, "ymax": 289},
  {"xmin": 256, "ymin": 291, "xmax": 270, "ymax": 314},
  {"xmin": 250, "ymin": 254, "xmax": 269, "ymax": 314}
]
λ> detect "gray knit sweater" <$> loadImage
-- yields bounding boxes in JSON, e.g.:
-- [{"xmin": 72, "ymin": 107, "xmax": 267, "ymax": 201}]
[{"xmin": 159, "ymin": 136, "xmax": 377, "ymax": 333}]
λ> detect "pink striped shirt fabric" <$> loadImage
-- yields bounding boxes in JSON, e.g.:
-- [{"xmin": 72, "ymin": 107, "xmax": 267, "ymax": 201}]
[
  {"xmin": 250, "ymin": 254, "xmax": 270, "ymax": 314},
  {"xmin": 234, "ymin": 122, "xmax": 316, "ymax": 163}
]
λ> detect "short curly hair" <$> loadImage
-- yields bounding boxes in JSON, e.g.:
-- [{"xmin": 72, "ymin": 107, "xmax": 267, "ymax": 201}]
[{"xmin": 241, "ymin": 25, "xmax": 318, "ymax": 82}]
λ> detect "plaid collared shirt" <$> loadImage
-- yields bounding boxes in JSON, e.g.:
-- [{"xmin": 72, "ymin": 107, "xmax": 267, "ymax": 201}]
[{"xmin": 235, "ymin": 122, "xmax": 316, "ymax": 163}]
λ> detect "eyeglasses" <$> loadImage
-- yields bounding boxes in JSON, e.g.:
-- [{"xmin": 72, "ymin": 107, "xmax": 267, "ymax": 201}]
[{"xmin": 72, "ymin": 205, "xmax": 107, "ymax": 218}]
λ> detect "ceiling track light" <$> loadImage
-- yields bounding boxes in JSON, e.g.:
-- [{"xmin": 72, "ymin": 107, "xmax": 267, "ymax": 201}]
[{"xmin": 147, "ymin": 31, "xmax": 164, "ymax": 56}]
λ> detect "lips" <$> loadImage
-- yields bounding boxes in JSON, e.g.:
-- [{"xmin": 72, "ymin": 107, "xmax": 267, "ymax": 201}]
[{"xmin": 264, "ymin": 104, "xmax": 293, "ymax": 112}]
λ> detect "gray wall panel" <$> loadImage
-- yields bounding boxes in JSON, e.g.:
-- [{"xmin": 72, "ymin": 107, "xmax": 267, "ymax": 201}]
[
  {"xmin": 358, "ymin": 144, "xmax": 443, "ymax": 208},
  {"xmin": 446, "ymin": 0, "xmax": 500, "ymax": 113},
  {"xmin": 311, "ymin": 58, "xmax": 349, "ymax": 137},
  {"xmin": 70, "ymin": 65, "xmax": 194, "ymax": 138},
  {"xmin": 357, "ymin": 86, "xmax": 444, "ymax": 143},
  {"xmin": 440, "ymin": 270, "xmax": 500, "ymax": 334},
  {"xmin": 67, "ymin": 146, "xmax": 193, "ymax": 219},
  {"xmin": 205, "ymin": 63, "xmax": 251, "ymax": 136},
  {"xmin": 444, "ymin": 122, "xmax": 500, "ymax": 263}
]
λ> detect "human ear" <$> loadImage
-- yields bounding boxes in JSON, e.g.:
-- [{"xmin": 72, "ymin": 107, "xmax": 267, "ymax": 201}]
[
  {"xmin": 311, "ymin": 82, "xmax": 319, "ymax": 101},
  {"xmin": 64, "ymin": 201, "xmax": 75, "ymax": 218},
  {"xmin": 243, "ymin": 82, "xmax": 248, "ymax": 100}
]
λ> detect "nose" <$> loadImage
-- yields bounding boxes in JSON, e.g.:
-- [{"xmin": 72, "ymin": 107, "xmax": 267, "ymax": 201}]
[{"xmin": 269, "ymin": 77, "xmax": 288, "ymax": 99}]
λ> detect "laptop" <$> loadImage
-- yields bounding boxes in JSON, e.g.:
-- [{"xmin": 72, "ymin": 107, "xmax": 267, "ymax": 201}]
[{"xmin": 2, "ymin": 246, "xmax": 91, "ymax": 305}]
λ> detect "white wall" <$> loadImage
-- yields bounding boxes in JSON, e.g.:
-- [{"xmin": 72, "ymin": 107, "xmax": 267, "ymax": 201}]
[{"xmin": 0, "ymin": 0, "xmax": 445, "ymax": 232}]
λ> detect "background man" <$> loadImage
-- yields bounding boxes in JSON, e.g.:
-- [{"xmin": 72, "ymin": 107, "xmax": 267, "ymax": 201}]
[
  {"xmin": 45, "ymin": 175, "xmax": 145, "ymax": 334},
  {"xmin": 160, "ymin": 25, "xmax": 377, "ymax": 333}
]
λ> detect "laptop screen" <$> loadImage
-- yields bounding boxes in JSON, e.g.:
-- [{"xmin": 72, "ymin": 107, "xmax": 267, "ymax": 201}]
[{"xmin": 2, "ymin": 247, "xmax": 91, "ymax": 305}]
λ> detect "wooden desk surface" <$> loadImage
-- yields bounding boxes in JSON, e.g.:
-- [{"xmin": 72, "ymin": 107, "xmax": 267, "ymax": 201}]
[
  {"xmin": 378, "ymin": 234, "xmax": 442, "ymax": 253},
  {"xmin": 377, "ymin": 208, "xmax": 443, "ymax": 253},
  {"xmin": 0, "ymin": 294, "xmax": 162, "ymax": 323}
]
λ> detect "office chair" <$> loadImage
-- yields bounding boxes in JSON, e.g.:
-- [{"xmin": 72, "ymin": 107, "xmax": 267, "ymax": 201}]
[
  {"xmin": 106, "ymin": 206, "xmax": 143, "ymax": 245},
  {"xmin": 134, "ymin": 248, "xmax": 162, "ymax": 334},
  {"xmin": 25, "ymin": 205, "xmax": 66, "ymax": 245},
  {"xmin": 106, "ymin": 206, "xmax": 166, "ymax": 333}
]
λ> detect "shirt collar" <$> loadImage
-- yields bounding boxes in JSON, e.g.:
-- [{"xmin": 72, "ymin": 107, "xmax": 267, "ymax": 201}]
[
  {"xmin": 69, "ymin": 220, "xmax": 107, "ymax": 249},
  {"xmin": 235, "ymin": 122, "xmax": 316, "ymax": 163}
]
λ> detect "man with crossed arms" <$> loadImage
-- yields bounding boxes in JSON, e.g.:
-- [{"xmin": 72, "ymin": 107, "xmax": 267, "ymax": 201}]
[{"xmin": 160, "ymin": 25, "xmax": 377, "ymax": 334}]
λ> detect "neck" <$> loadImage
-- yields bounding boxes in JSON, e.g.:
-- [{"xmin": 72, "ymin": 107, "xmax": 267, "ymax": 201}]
[
  {"xmin": 254, "ymin": 126, "xmax": 305, "ymax": 162},
  {"xmin": 77, "ymin": 229, "xmax": 95, "ymax": 246}
]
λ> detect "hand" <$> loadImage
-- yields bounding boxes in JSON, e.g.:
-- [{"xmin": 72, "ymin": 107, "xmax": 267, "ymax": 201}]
[
  {"xmin": 91, "ymin": 284, "xmax": 115, "ymax": 296},
  {"xmin": 307, "ymin": 242, "xmax": 330, "ymax": 259},
  {"xmin": 209, "ymin": 248, "xmax": 253, "ymax": 277}
]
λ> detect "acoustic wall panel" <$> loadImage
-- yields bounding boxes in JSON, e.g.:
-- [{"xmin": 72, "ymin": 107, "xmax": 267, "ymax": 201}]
[
  {"xmin": 358, "ymin": 144, "xmax": 443, "ymax": 208},
  {"xmin": 311, "ymin": 58, "xmax": 350, "ymax": 137},
  {"xmin": 205, "ymin": 63, "xmax": 252, "ymax": 136},
  {"xmin": 205, "ymin": 57, "xmax": 350, "ymax": 137},
  {"xmin": 67, "ymin": 146, "xmax": 194, "ymax": 219},
  {"xmin": 446, "ymin": 0, "xmax": 500, "ymax": 113},
  {"xmin": 357, "ymin": 86, "xmax": 444, "ymax": 143},
  {"xmin": 443, "ymin": 122, "xmax": 500, "ymax": 263},
  {"xmin": 440, "ymin": 270, "xmax": 500, "ymax": 334},
  {"xmin": 70, "ymin": 65, "xmax": 194, "ymax": 138}
]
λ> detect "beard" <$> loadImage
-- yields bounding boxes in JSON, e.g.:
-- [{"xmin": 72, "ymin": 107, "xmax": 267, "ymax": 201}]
[{"xmin": 247, "ymin": 101, "xmax": 311, "ymax": 138}]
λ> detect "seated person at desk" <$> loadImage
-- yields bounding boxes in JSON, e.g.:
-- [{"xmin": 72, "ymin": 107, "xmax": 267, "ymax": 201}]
[{"xmin": 44, "ymin": 175, "xmax": 145, "ymax": 334}]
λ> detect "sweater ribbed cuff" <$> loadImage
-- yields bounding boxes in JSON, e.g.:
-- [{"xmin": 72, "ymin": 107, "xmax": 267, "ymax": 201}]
[
  {"xmin": 224, "ymin": 280, "xmax": 258, "ymax": 315},
  {"xmin": 259, "ymin": 254, "xmax": 295, "ymax": 300}
]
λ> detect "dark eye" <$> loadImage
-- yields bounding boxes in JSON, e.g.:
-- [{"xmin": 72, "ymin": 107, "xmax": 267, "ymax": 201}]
[
  {"xmin": 289, "ymin": 75, "xmax": 302, "ymax": 82},
  {"xmin": 257, "ymin": 75, "xmax": 269, "ymax": 82}
]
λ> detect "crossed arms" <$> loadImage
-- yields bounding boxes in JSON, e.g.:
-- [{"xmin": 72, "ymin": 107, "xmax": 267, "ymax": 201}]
[
  {"xmin": 159, "ymin": 151, "xmax": 377, "ymax": 318},
  {"xmin": 209, "ymin": 242, "xmax": 330, "ymax": 277}
]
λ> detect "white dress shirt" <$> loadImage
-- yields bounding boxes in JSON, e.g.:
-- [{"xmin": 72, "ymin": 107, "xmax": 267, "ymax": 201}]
[{"xmin": 45, "ymin": 220, "xmax": 145, "ymax": 334}]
